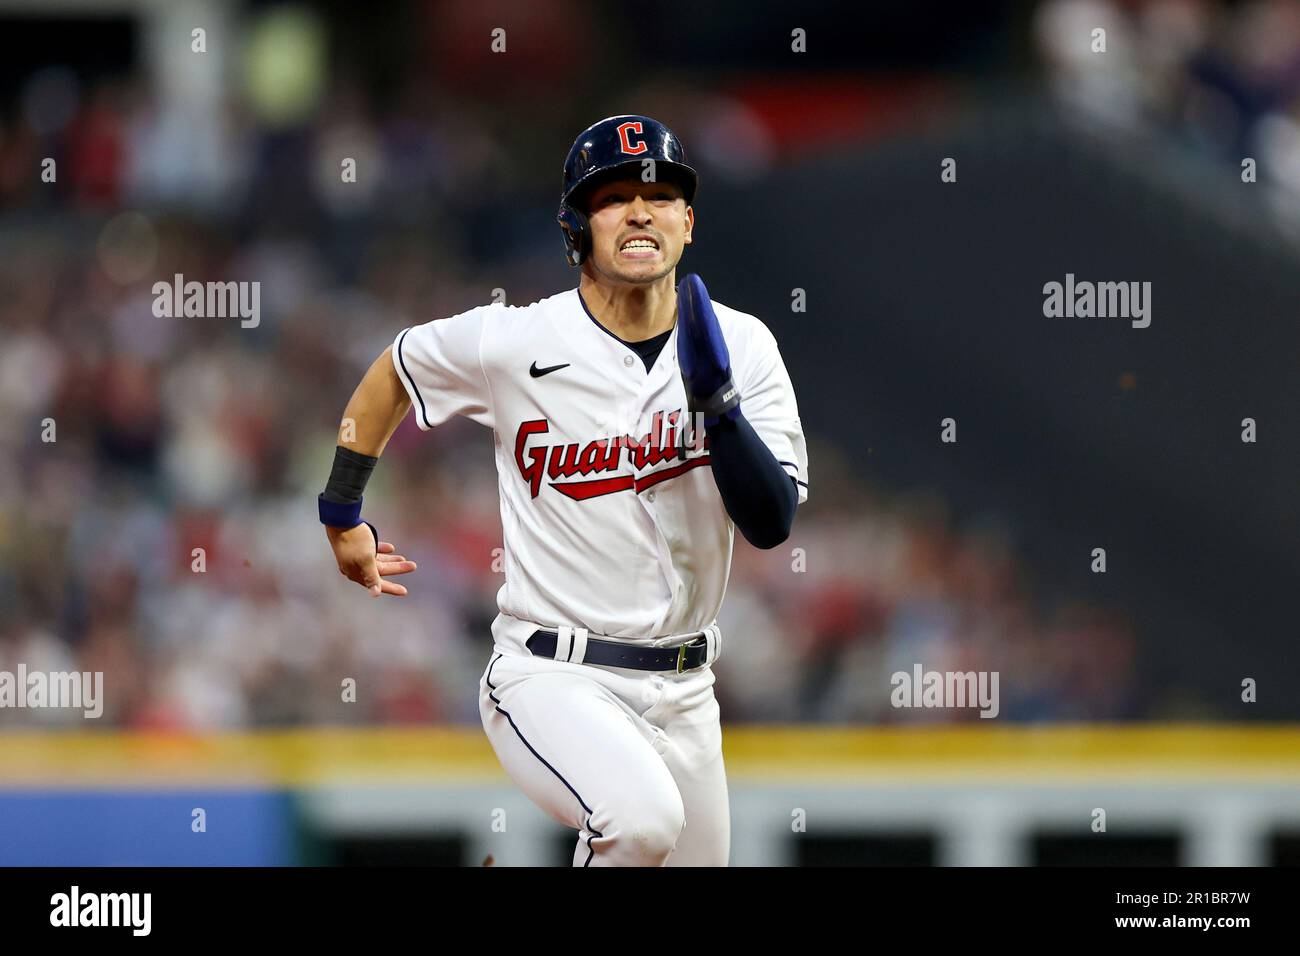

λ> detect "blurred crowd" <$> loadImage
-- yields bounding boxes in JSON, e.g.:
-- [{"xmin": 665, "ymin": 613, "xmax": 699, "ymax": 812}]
[
  {"xmin": 0, "ymin": 1, "xmax": 1160, "ymax": 729},
  {"xmin": 1036, "ymin": 0, "xmax": 1300, "ymax": 231}
]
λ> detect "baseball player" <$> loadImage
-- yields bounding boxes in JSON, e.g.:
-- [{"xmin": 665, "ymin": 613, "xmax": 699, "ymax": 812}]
[{"xmin": 320, "ymin": 115, "xmax": 809, "ymax": 866}]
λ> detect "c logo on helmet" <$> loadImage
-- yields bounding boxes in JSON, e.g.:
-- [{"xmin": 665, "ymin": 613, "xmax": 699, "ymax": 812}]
[{"xmin": 617, "ymin": 121, "xmax": 647, "ymax": 155}]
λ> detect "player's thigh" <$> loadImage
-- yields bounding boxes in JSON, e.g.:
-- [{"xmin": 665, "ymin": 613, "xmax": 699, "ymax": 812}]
[
  {"xmin": 480, "ymin": 662, "xmax": 682, "ymax": 833},
  {"xmin": 654, "ymin": 686, "xmax": 730, "ymax": 866}
]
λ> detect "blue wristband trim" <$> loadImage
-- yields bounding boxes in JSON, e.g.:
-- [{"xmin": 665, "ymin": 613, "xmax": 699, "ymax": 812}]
[{"xmin": 318, "ymin": 493, "xmax": 363, "ymax": 529}]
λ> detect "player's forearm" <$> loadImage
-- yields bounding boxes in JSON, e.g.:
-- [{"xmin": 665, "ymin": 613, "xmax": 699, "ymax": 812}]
[
  {"xmin": 321, "ymin": 348, "xmax": 419, "ymax": 596},
  {"xmin": 706, "ymin": 411, "xmax": 798, "ymax": 549},
  {"xmin": 319, "ymin": 348, "xmax": 410, "ymax": 527},
  {"xmin": 338, "ymin": 346, "xmax": 411, "ymax": 457}
]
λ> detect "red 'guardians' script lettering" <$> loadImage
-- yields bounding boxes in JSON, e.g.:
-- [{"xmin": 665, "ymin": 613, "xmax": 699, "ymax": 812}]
[{"xmin": 514, "ymin": 408, "xmax": 710, "ymax": 500}]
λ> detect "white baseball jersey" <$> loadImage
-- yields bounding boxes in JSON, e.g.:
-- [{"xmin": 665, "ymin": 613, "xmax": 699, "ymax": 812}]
[{"xmin": 391, "ymin": 287, "xmax": 809, "ymax": 647}]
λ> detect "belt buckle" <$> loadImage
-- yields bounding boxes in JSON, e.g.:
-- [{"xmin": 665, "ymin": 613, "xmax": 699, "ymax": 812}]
[{"xmin": 675, "ymin": 635, "xmax": 707, "ymax": 674}]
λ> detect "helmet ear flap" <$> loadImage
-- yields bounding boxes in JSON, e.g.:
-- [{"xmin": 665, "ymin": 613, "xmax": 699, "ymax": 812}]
[{"xmin": 557, "ymin": 203, "xmax": 590, "ymax": 267}]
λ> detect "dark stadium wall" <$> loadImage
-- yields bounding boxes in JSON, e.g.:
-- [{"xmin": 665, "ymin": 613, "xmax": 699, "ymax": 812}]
[{"xmin": 677, "ymin": 102, "xmax": 1300, "ymax": 719}]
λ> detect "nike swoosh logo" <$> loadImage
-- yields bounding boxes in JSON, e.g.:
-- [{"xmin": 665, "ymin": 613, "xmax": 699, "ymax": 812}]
[{"xmin": 530, "ymin": 361, "xmax": 570, "ymax": 378}]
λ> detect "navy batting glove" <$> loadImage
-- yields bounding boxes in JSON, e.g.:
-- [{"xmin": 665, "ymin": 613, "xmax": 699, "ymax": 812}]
[{"xmin": 676, "ymin": 274, "xmax": 741, "ymax": 426}]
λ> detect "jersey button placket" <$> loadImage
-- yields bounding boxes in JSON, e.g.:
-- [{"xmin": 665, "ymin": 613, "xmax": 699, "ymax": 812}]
[{"xmin": 623, "ymin": 355, "xmax": 634, "ymax": 368}]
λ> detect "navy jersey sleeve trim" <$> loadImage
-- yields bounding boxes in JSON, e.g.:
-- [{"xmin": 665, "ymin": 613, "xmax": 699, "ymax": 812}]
[{"xmin": 395, "ymin": 327, "xmax": 431, "ymax": 430}]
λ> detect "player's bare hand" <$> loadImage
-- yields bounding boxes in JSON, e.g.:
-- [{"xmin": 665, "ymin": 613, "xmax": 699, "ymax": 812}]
[{"xmin": 326, "ymin": 524, "xmax": 417, "ymax": 598}]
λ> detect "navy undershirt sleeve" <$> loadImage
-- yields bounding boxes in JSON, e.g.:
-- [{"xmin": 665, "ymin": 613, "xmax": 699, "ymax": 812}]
[
  {"xmin": 705, "ymin": 411, "xmax": 798, "ymax": 549},
  {"xmin": 619, "ymin": 330, "xmax": 796, "ymax": 546}
]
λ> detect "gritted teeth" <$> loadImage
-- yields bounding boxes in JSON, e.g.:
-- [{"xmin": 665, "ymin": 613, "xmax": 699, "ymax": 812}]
[{"xmin": 621, "ymin": 237, "xmax": 659, "ymax": 251}]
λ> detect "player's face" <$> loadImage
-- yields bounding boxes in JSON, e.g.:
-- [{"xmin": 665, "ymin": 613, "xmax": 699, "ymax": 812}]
[{"xmin": 584, "ymin": 178, "xmax": 693, "ymax": 285}]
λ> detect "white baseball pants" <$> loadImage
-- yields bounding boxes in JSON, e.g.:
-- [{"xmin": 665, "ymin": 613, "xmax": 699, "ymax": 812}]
[{"xmin": 478, "ymin": 645, "xmax": 730, "ymax": 866}]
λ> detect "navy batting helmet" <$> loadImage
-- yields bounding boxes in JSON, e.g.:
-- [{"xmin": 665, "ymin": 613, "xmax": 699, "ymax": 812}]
[{"xmin": 557, "ymin": 115, "xmax": 698, "ymax": 267}]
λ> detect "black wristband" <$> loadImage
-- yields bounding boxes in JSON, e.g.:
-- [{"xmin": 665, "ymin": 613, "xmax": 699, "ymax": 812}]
[
  {"xmin": 322, "ymin": 446, "xmax": 379, "ymax": 504},
  {"xmin": 684, "ymin": 373, "xmax": 741, "ymax": 424}
]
